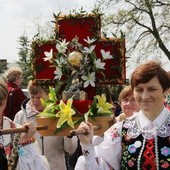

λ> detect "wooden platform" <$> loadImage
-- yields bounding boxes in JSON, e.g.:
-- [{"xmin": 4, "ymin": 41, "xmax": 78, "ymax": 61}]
[{"xmin": 36, "ymin": 115, "xmax": 114, "ymax": 136}]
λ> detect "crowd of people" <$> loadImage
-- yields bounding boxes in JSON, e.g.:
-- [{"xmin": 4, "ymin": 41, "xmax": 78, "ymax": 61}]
[{"xmin": 0, "ymin": 61, "xmax": 170, "ymax": 169}]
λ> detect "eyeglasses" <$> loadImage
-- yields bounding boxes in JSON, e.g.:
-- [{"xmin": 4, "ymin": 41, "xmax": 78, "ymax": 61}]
[{"xmin": 122, "ymin": 98, "xmax": 136, "ymax": 104}]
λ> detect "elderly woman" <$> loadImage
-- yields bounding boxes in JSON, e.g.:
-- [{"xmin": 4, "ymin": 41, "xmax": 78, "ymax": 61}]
[
  {"xmin": 4, "ymin": 66, "xmax": 27, "ymax": 120},
  {"xmin": 116, "ymin": 85, "xmax": 140, "ymax": 122},
  {"xmin": 0, "ymin": 80, "xmax": 49, "ymax": 169},
  {"xmin": 75, "ymin": 61, "xmax": 170, "ymax": 170}
]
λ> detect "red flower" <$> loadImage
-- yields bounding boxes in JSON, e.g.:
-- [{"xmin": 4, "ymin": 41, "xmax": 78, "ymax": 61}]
[
  {"xmin": 73, "ymin": 100, "xmax": 92, "ymax": 114},
  {"xmin": 56, "ymin": 99, "xmax": 92, "ymax": 114}
]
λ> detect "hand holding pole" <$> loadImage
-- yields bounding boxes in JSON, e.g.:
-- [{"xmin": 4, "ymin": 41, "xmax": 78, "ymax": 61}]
[{"xmin": 69, "ymin": 124, "xmax": 102, "ymax": 137}]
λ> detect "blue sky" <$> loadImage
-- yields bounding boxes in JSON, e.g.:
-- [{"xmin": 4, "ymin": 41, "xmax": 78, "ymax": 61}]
[{"xmin": 0, "ymin": 0, "xmax": 96, "ymax": 62}]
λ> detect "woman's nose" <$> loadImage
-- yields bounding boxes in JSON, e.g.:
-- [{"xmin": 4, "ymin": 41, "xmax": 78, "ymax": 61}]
[{"xmin": 141, "ymin": 90, "xmax": 149, "ymax": 99}]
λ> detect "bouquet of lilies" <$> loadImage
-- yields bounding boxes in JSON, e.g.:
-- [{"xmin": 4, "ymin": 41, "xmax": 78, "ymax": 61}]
[
  {"xmin": 37, "ymin": 87, "xmax": 114, "ymax": 132},
  {"xmin": 39, "ymin": 36, "xmax": 114, "ymax": 133},
  {"xmin": 43, "ymin": 36, "xmax": 113, "ymax": 92}
]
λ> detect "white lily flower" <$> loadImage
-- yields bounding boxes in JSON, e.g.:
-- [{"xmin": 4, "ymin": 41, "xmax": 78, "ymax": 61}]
[
  {"xmin": 44, "ymin": 49, "xmax": 53, "ymax": 61},
  {"xmin": 71, "ymin": 36, "xmax": 82, "ymax": 49},
  {"xmin": 81, "ymin": 72, "xmax": 96, "ymax": 88},
  {"xmin": 72, "ymin": 36, "xmax": 79, "ymax": 43},
  {"xmin": 56, "ymin": 39, "xmax": 69, "ymax": 53},
  {"xmin": 84, "ymin": 36, "xmax": 96, "ymax": 44},
  {"xmin": 55, "ymin": 56, "xmax": 66, "ymax": 67},
  {"xmin": 84, "ymin": 55, "xmax": 90, "ymax": 63},
  {"xmin": 54, "ymin": 67, "xmax": 63, "ymax": 80},
  {"xmin": 101, "ymin": 49, "xmax": 113, "ymax": 60},
  {"xmin": 82, "ymin": 45, "xmax": 96, "ymax": 54},
  {"xmin": 94, "ymin": 58, "xmax": 105, "ymax": 70}
]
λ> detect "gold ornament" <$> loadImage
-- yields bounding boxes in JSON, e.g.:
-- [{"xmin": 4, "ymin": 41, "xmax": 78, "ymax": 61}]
[{"xmin": 68, "ymin": 51, "xmax": 83, "ymax": 68}]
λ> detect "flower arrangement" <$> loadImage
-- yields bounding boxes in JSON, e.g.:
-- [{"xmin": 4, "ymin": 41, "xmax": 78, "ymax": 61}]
[
  {"xmin": 32, "ymin": 10, "xmax": 125, "ymax": 135},
  {"xmin": 43, "ymin": 36, "xmax": 114, "ymax": 94},
  {"xmin": 30, "ymin": 10, "xmax": 126, "ymax": 101},
  {"xmin": 37, "ymin": 86, "xmax": 114, "ymax": 133}
]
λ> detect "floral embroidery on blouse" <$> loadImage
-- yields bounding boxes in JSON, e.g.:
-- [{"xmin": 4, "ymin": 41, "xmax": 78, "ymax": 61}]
[
  {"xmin": 128, "ymin": 144, "xmax": 137, "ymax": 154},
  {"xmin": 3, "ymin": 117, "xmax": 21, "ymax": 169},
  {"xmin": 161, "ymin": 146, "xmax": 170, "ymax": 157},
  {"xmin": 121, "ymin": 139, "xmax": 137, "ymax": 169},
  {"xmin": 128, "ymin": 158, "xmax": 136, "ymax": 167},
  {"xmin": 121, "ymin": 110, "xmax": 170, "ymax": 170},
  {"xmin": 109, "ymin": 127, "xmax": 121, "ymax": 141},
  {"xmin": 160, "ymin": 160, "xmax": 170, "ymax": 169}
]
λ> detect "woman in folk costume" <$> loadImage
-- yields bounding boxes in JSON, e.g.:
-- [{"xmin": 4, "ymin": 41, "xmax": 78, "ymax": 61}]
[
  {"xmin": 0, "ymin": 80, "xmax": 50, "ymax": 170},
  {"xmin": 75, "ymin": 61, "xmax": 170, "ymax": 170}
]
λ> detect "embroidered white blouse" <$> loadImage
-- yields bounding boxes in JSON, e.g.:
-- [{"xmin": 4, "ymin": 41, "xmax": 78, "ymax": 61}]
[
  {"xmin": 75, "ymin": 108, "xmax": 170, "ymax": 170},
  {"xmin": 1, "ymin": 116, "xmax": 50, "ymax": 170}
]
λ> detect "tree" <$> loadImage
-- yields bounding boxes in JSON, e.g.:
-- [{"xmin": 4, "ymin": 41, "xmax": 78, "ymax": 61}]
[
  {"xmin": 96, "ymin": 0, "xmax": 170, "ymax": 69},
  {"xmin": 0, "ymin": 59, "xmax": 7, "ymax": 74},
  {"xmin": 0, "ymin": 59, "xmax": 7, "ymax": 81},
  {"xmin": 17, "ymin": 32, "xmax": 32, "ymax": 87}
]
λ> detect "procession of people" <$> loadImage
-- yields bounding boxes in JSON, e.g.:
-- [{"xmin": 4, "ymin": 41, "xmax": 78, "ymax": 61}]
[
  {"xmin": 0, "ymin": 4, "xmax": 170, "ymax": 170},
  {"xmin": 0, "ymin": 60, "xmax": 169, "ymax": 170}
]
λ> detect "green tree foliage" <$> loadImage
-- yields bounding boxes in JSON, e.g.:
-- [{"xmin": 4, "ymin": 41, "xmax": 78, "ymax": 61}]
[
  {"xmin": 0, "ymin": 60, "xmax": 7, "ymax": 75},
  {"xmin": 17, "ymin": 33, "xmax": 32, "ymax": 87},
  {"xmin": 0, "ymin": 60, "xmax": 7, "ymax": 81},
  {"xmin": 96, "ymin": 0, "xmax": 170, "ymax": 66}
]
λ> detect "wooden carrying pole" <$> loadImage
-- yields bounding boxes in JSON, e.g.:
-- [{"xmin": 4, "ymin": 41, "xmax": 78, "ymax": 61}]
[
  {"xmin": 69, "ymin": 124, "xmax": 102, "ymax": 137},
  {"xmin": 0, "ymin": 124, "xmax": 102, "ymax": 136},
  {"xmin": 0, "ymin": 125, "xmax": 48, "ymax": 135}
]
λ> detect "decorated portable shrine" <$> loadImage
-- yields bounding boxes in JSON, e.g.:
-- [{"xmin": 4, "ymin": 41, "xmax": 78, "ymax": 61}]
[{"xmin": 31, "ymin": 11, "xmax": 126, "ymax": 136}]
